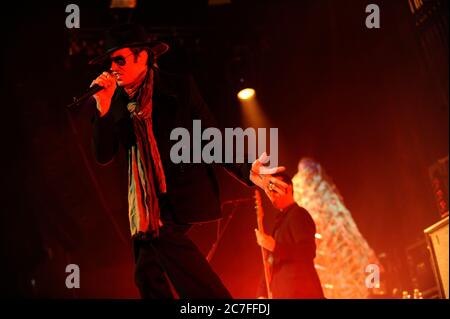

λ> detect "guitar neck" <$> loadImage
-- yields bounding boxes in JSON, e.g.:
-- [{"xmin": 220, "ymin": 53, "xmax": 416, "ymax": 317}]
[{"xmin": 254, "ymin": 190, "xmax": 273, "ymax": 299}]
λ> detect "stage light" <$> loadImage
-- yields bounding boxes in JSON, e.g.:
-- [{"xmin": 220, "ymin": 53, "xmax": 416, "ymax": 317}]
[
  {"xmin": 110, "ymin": 0, "xmax": 137, "ymax": 8},
  {"xmin": 237, "ymin": 88, "xmax": 255, "ymax": 100}
]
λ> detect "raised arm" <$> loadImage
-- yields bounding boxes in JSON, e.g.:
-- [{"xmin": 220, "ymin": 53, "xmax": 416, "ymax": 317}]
[{"xmin": 91, "ymin": 71, "xmax": 120, "ymax": 164}]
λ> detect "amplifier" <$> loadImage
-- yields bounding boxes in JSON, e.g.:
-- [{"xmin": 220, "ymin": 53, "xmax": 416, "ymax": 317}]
[{"xmin": 424, "ymin": 216, "xmax": 449, "ymax": 299}]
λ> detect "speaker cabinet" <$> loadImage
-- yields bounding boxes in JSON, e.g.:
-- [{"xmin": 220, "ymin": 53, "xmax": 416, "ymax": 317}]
[{"xmin": 424, "ymin": 215, "xmax": 449, "ymax": 299}]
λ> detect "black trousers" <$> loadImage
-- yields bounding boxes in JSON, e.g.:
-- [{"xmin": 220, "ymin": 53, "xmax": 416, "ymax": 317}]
[{"xmin": 133, "ymin": 222, "xmax": 232, "ymax": 299}]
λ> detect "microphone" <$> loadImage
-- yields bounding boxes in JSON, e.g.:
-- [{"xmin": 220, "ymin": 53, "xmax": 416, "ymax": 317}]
[
  {"xmin": 67, "ymin": 84, "xmax": 103, "ymax": 109},
  {"xmin": 67, "ymin": 70, "xmax": 113, "ymax": 109}
]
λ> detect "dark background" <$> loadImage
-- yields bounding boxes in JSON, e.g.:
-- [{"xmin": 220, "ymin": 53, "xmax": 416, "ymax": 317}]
[{"xmin": 1, "ymin": 0, "xmax": 448, "ymax": 298}]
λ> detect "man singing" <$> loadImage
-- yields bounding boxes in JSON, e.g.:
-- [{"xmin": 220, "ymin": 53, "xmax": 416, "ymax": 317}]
[{"xmin": 89, "ymin": 24, "xmax": 287, "ymax": 298}]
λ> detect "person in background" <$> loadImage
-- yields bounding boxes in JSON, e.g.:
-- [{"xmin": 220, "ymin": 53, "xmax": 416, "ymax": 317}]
[{"xmin": 255, "ymin": 173, "xmax": 324, "ymax": 299}]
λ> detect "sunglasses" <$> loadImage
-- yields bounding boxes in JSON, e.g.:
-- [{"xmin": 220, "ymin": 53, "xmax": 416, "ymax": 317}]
[{"xmin": 109, "ymin": 52, "xmax": 135, "ymax": 66}]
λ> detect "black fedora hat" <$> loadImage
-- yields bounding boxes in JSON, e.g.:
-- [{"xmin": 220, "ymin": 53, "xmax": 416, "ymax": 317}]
[{"xmin": 89, "ymin": 24, "xmax": 169, "ymax": 65}]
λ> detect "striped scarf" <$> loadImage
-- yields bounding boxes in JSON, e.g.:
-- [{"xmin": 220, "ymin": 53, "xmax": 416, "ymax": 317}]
[{"xmin": 127, "ymin": 69, "xmax": 167, "ymax": 237}]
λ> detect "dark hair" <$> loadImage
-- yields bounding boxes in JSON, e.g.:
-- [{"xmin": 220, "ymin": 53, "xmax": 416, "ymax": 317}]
[
  {"xmin": 130, "ymin": 46, "xmax": 154, "ymax": 66},
  {"xmin": 273, "ymin": 172, "xmax": 293, "ymax": 194}
]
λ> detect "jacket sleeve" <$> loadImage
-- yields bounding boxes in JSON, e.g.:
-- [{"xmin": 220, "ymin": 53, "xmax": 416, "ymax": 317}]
[
  {"xmin": 92, "ymin": 107, "xmax": 119, "ymax": 165},
  {"xmin": 186, "ymin": 76, "xmax": 254, "ymax": 186}
]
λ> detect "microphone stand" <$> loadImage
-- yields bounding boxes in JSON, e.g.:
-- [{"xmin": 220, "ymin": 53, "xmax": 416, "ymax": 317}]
[{"xmin": 206, "ymin": 202, "xmax": 241, "ymax": 262}]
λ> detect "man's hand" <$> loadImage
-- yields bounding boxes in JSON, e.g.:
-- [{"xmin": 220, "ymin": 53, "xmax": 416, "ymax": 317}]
[
  {"xmin": 255, "ymin": 229, "xmax": 276, "ymax": 252},
  {"xmin": 250, "ymin": 152, "xmax": 288, "ymax": 195},
  {"xmin": 91, "ymin": 71, "xmax": 117, "ymax": 117}
]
